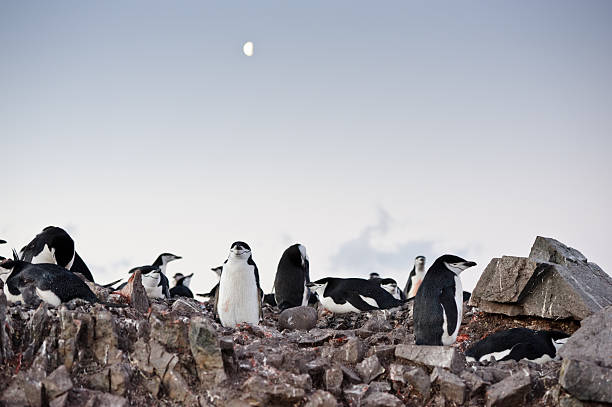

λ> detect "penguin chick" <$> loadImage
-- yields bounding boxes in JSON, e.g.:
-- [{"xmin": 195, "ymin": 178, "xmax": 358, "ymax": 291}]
[
  {"xmin": 413, "ymin": 254, "xmax": 476, "ymax": 346},
  {"xmin": 216, "ymin": 241, "xmax": 262, "ymax": 327}
]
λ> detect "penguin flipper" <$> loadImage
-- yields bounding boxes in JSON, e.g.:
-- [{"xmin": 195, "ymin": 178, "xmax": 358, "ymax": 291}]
[
  {"xmin": 344, "ymin": 292, "xmax": 379, "ymax": 312},
  {"xmin": 440, "ymin": 284, "xmax": 458, "ymax": 337}
]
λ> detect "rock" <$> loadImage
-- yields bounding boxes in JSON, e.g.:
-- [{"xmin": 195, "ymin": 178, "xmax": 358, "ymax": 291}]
[
  {"xmin": 333, "ymin": 337, "xmax": 366, "ymax": 364},
  {"xmin": 278, "ymin": 306, "xmax": 318, "ymax": 330},
  {"xmin": 360, "ymin": 313, "xmax": 392, "ymax": 332},
  {"xmin": 404, "ymin": 367, "xmax": 431, "ymax": 398},
  {"xmin": 304, "ymin": 390, "xmax": 337, "ymax": 407},
  {"xmin": 43, "ymin": 365, "xmax": 73, "ymax": 400},
  {"xmin": 366, "ymin": 345, "xmax": 396, "ymax": 364},
  {"xmin": 171, "ymin": 298, "xmax": 201, "ymax": 316},
  {"xmin": 361, "ymin": 392, "xmax": 403, "ymax": 407},
  {"xmin": 469, "ymin": 237, "xmax": 612, "ymax": 320},
  {"xmin": 324, "ymin": 365, "xmax": 344, "ymax": 395},
  {"xmin": 49, "ymin": 393, "xmax": 68, "ymax": 407},
  {"xmin": 430, "ymin": 367, "xmax": 466, "ymax": 404},
  {"xmin": 365, "ymin": 381, "xmax": 391, "ymax": 395},
  {"xmin": 341, "ymin": 365, "xmax": 363, "ymax": 384},
  {"xmin": 0, "ymin": 289, "xmax": 13, "ymax": 364},
  {"xmin": 395, "ymin": 344, "xmax": 465, "ymax": 373},
  {"xmin": 389, "ymin": 364, "xmax": 407, "ymax": 383},
  {"xmin": 219, "ymin": 335, "xmax": 238, "ymax": 376},
  {"xmin": 460, "ymin": 370, "xmax": 486, "ymax": 395},
  {"xmin": 472, "ymin": 366, "xmax": 512, "ymax": 384},
  {"xmin": 559, "ymin": 359, "xmax": 612, "ymax": 403},
  {"xmin": 485, "ymin": 370, "xmax": 532, "ymax": 407},
  {"xmin": 149, "ymin": 340, "xmax": 178, "ymax": 378},
  {"xmin": 92, "ymin": 308, "xmax": 121, "ymax": 366},
  {"xmin": 109, "ymin": 363, "xmax": 131, "ymax": 395},
  {"xmin": 298, "ymin": 328, "xmax": 333, "ymax": 346},
  {"xmin": 356, "ymin": 355, "xmax": 385, "ymax": 383},
  {"xmin": 559, "ymin": 305, "xmax": 612, "ymax": 368},
  {"xmin": 0, "ymin": 373, "xmax": 42, "ymax": 407},
  {"xmin": 268, "ymin": 383, "xmax": 306, "ymax": 403},
  {"xmin": 149, "ymin": 308, "xmax": 190, "ymax": 351},
  {"xmin": 189, "ymin": 316, "xmax": 224, "ymax": 385},
  {"xmin": 343, "ymin": 384, "xmax": 369, "ymax": 406},
  {"xmin": 115, "ymin": 270, "xmax": 149, "ymax": 313},
  {"xmin": 163, "ymin": 368, "xmax": 196, "ymax": 403}
]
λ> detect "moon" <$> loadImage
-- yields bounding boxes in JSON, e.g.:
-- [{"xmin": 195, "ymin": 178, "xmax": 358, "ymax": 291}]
[{"xmin": 243, "ymin": 41, "xmax": 254, "ymax": 57}]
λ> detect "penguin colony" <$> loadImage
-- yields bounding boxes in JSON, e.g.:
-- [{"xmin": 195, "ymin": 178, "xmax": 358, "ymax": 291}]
[{"xmin": 0, "ymin": 226, "xmax": 571, "ymax": 364}]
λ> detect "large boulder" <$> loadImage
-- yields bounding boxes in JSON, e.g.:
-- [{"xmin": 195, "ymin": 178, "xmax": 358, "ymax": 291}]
[
  {"xmin": 558, "ymin": 305, "xmax": 612, "ymax": 403},
  {"xmin": 469, "ymin": 237, "xmax": 612, "ymax": 320}
]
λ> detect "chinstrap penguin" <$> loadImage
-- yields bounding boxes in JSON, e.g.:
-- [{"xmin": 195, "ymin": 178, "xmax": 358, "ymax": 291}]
[
  {"xmin": 403, "ymin": 256, "xmax": 426, "ymax": 299},
  {"xmin": 216, "ymin": 242, "xmax": 262, "ymax": 327},
  {"xmin": 369, "ymin": 272, "xmax": 381, "ymax": 280},
  {"xmin": 465, "ymin": 328, "xmax": 570, "ymax": 364},
  {"xmin": 307, "ymin": 277, "xmax": 407, "ymax": 314},
  {"xmin": 121, "ymin": 253, "xmax": 181, "ymax": 299},
  {"xmin": 273, "ymin": 243, "xmax": 311, "ymax": 311},
  {"xmin": 170, "ymin": 272, "xmax": 194, "ymax": 298},
  {"xmin": 413, "ymin": 254, "xmax": 476, "ymax": 346}
]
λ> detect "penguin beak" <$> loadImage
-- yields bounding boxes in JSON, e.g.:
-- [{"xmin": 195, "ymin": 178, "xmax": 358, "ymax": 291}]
[{"xmin": 463, "ymin": 261, "xmax": 477, "ymax": 268}]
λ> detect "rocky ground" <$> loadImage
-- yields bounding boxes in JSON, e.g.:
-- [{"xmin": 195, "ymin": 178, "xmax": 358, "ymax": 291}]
[{"xmin": 0, "ymin": 290, "xmax": 606, "ymax": 407}]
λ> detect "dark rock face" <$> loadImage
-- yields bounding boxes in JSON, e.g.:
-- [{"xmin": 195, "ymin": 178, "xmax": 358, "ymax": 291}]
[
  {"xmin": 469, "ymin": 237, "xmax": 612, "ymax": 320},
  {"xmin": 430, "ymin": 367, "xmax": 466, "ymax": 404},
  {"xmin": 558, "ymin": 305, "xmax": 612, "ymax": 403},
  {"xmin": 485, "ymin": 371, "xmax": 532, "ymax": 407},
  {"xmin": 278, "ymin": 306, "xmax": 318, "ymax": 331}
]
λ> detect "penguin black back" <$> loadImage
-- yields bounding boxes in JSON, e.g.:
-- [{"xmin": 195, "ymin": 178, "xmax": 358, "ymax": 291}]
[
  {"xmin": 274, "ymin": 244, "xmax": 310, "ymax": 311},
  {"xmin": 70, "ymin": 252, "xmax": 95, "ymax": 282},
  {"xmin": 170, "ymin": 273, "xmax": 194, "ymax": 298},
  {"xmin": 20, "ymin": 226, "xmax": 75, "ymax": 268}
]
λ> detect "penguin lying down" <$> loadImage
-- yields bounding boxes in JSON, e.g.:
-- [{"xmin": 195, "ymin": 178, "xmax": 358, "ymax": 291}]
[
  {"xmin": 0, "ymin": 256, "xmax": 125, "ymax": 307},
  {"xmin": 307, "ymin": 277, "xmax": 408, "ymax": 314},
  {"xmin": 465, "ymin": 327, "xmax": 570, "ymax": 364}
]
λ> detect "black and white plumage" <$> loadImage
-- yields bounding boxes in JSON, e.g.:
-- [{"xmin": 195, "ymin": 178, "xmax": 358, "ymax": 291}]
[
  {"xmin": 124, "ymin": 253, "xmax": 181, "ymax": 299},
  {"xmin": 273, "ymin": 244, "xmax": 310, "ymax": 311},
  {"xmin": 0, "ymin": 258, "xmax": 99, "ymax": 306},
  {"xmin": 307, "ymin": 277, "xmax": 407, "ymax": 314},
  {"xmin": 465, "ymin": 328, "xmax": 570, "ymax": 364},
  {"xmin": 379, "ymin": 278, "xmax": 406, "ymax": 300},
  {"xmin": 170, "ymin": 273, "xmax": 194, "ymax": 298},
  {"xmin": 413, "ymin": 254, "xmax": 476, "ymax": 346},
  {"xmin": 216, "ymin": 242, "xmax": 262, "ymax": 327},
  {"xmin": 19, "ymin": 226, "xmax": 95, "ymax": 282},
  {"xmin": 403, "ymin": 256, "xmax": 426, "ymax": 299}
]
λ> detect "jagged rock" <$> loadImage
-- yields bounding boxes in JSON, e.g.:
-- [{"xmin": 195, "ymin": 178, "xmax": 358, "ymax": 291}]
[
  {"xmin": 389, "ymin": 363, "xmax": 407, "ymax": 383},
  {"xmin": 171, "ymin": 298, "xmax": 201, "ymax": 316},
  {"xmin": 365, "ymin": 381, "xmax": 391, "ymax": 395},
  {"xmin": 0, "ymin": 372, "xmax": 42, "ymax": 407},
  {"xmin": 366, "ymin": 345, "xmax": 396, "ymax": 363},
  {"xmin": 343, "ymin": 384, "xmax": 369, "ymax": 406},
  {"xmin": 269, "ymin": 382, "xmax": 306, "ymax": 403},
  {"xmin": 470, "ymin": 237, "xmax": 612, "ymax": 320},
  {"xmin": 405, "ymin": 367, "xmax": 431, "ymax": 398},
  {"xmin": 324, "ymin": 365, "xmax": 343, "ymax": 395},
  {"xmin": 360, "ymin": 312, "xmax": 392, "ymax": 332},
  {"xmin": 189, "ymin": 316, "xmax": 224, "ymax": 385},
  {"xmin": 341, "ymin": 365, "xmax": 363, "ymax": 384},
  {"xmin": 304, "ymin": 390, "xmax": 337, "ymax": 407},
  {"xmin": 356, "ymin": 355, "xmax": 385, "ymax": 383},
  {"xmin": 149, "ymin": 340, "xmax": 178, "ymax": 378},
  {"xmin": 361, "ymin": 392, "xmax": 403, "ymax": 407},
  {"xmin": 0, "ymin": 289, "xmax": 12, "ymax": 364},
  {"xmin": 163, "ymin": 368, "xmax": 196, "ymax": 403},
  {"xmin": 559, "ymin": 359, "xmax": 612, "ymax": 403},
  {"xmin": 278, "ymin": 306, "xmax": 318, "ymax": 330},
  {"xmin": 220, "ymin": 335, "xmax": 239, "ymax": 376},
  {"xmin": 49, "ymin": 393, "xmax": 68, "ymax": 407},
  {"xmin": 333, "ymin": 337, "xmax": 366, "ymax": 364},
  {"xmin": 472, "ymin": 366, "xmax": 512, "ymax": 384},
  {"xmin": 395, "ymin": 344, "xmax": 465, "ymax": 373},
  {"xmin": 485, "ymin": 370, "xmax": 532, "ymax": 407},
  {"xmin": 92, "ymin": 308, "xmax": 121, "ymax": 366},
  {"xmin": 43, "ymin": 365, "xmax": 73, "ymax": 400},
  {"xmin": 298, "ymin": 328, "xmax": 333, "ymax": 346},
  {"xmin": 58, "ymin": 308, "xmax": 93, "ymax": 371},
  {"xmin": 430, "ymin": 367, "xmax": 466, "ymax": 404},
  {"xmin": 149, "ymin": 307, "xmax": 190, "ymax": 351},
  {"xmin": 460, "ymin": 370, "xmax": 486, "ymax": 395},
  {"xmin": 115, "ymin": 270, "xmax": 149, "ymax": 313},
  {"xmin": 559, "ymin": 305, "xmax": 612, "ymax": 368}
]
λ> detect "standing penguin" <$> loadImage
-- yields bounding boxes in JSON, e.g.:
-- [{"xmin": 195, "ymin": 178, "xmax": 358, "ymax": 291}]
[
  {"xmin": 273, "ymin": 243, "xmax": 310, "ymax": 311},
  {"xmin": 403, "ymin": 256, "xmax": 426, "ymax": 299},
  {"xmin": 413, "ymin": 255, "xmax": 476, "ymax": 346},
  {"xmin": 216, "ymin": 242, "xmax": 262, "ymax": 327}
]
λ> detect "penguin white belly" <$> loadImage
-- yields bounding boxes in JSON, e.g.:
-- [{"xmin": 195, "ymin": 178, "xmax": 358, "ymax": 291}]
[
  {"xmin": 301, "ymin": 283, "xmax": 309, "ymax": 306},
  {"xmin": 441, "ymin": 275, "xmax": 463, "ymax": 346},
  {"xmin": 217, "ymin": 261, "xmax": 260, "ymax": 327},
  {"xmin": 319, "ymin": 296, "xmax": 361, "ymax": 314},
  {"xmin": 145, "ymin": 285, "xmax": 164, "ymax": 299},
  {"xmin": 32, "ymin": 244, "xmax": 55, "ymax": 264},
  {"xmin": 36, "ymin": 288, "xmax": 62, "ymax": 307},
  {"xmin": 408, "ymin": 271, "xmax": 425, "ymax": 298}
]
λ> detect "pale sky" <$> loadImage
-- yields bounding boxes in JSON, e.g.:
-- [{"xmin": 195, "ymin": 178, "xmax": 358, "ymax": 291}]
[{"xmin": 1, "ymin": 1, "xmax": 611, "ymax": 296}]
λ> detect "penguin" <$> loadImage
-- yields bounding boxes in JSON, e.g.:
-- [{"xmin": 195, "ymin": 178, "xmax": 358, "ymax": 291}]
[
  {"xmin": 465, "ymin": 328, "xmax": 570, "ymax": 364},
  {"xmin": 20, "ymin": 226, "xmax": 95, "ymax": 282},
  {"xmin": 403, "ymin": 256, "xmax": 426, "ymax": 299},
  {"xmin": 122, "ymin": 253, "xmax": 181, "ymax": 299},
  {"xmin": 216, "ymin": 242, "xmax": 262, "ymax": 327},
  {"xmin": 379, "ymin": 278, "xmax": 406, "ymax": 300},
  {"xmin": 413, "ymin": 254, "xmax": 476, "ymax": 346},
  {"xmin": 369, "ymin": 272, "xmax": 381, "ymax": 280},
  {"xmin": 170, "ymin": 272, "xmax": 194, "ymax": 298},
  {"xmin": 273, "ymin": 243, "xmax": 310, "ymax": 311},
  {"xmin": 1, "ymin": 257, "xmax": 103, "ymax": 306},
  {"xmin": 307, "ymin": 277, "xmax": 407, "ymax": 314},
  {"xmin": 151, "ymin": 253, "xmax": 182, "ymax": 276}
]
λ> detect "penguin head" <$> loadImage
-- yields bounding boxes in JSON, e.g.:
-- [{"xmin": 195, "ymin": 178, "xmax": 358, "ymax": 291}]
[
  {"xmin": 285, "ymin": 244, "xmax": 309, "ymax": 268},
  {"xmin": 546, "ymin": 330, "xmax": 571, "ymax": 351},
  {"xmin": 156, "ymin": 253, "xmax": 182, "ymax": 266},
  {"xmin": 179, "ymin": 273, "xmax": 193, "ymax": 288},
  {"xmin": 369, "ymin": 272, "xmax": 381, "ymax": 280},
  {"xmin": 434, "ymin": 254, "xmax": 476, "ymax": 275},
  {"xmin": 173, "ymin": 273, "xmax": 184, "ymax": 285},
  {"xmin": 306, "ymin": 278, "xmax": 330, "ymax": 295},
  {"xmin": 379, "ymin": 278, "xmax": 400, "ymax": 296},
  {"xmin": 141, "ymin": 267, "xmax": 162, "ymax": 287},
  {"xmin": 229, "ymin": 241, "xmax": 252, "ymax": 260},
  {"xmin": 211, "ymin": 265, "xmax": 223, "ymax": 278},
  {"xmin": 415, "ymin": 256, "xmax": 426, "ymax": 265}
]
